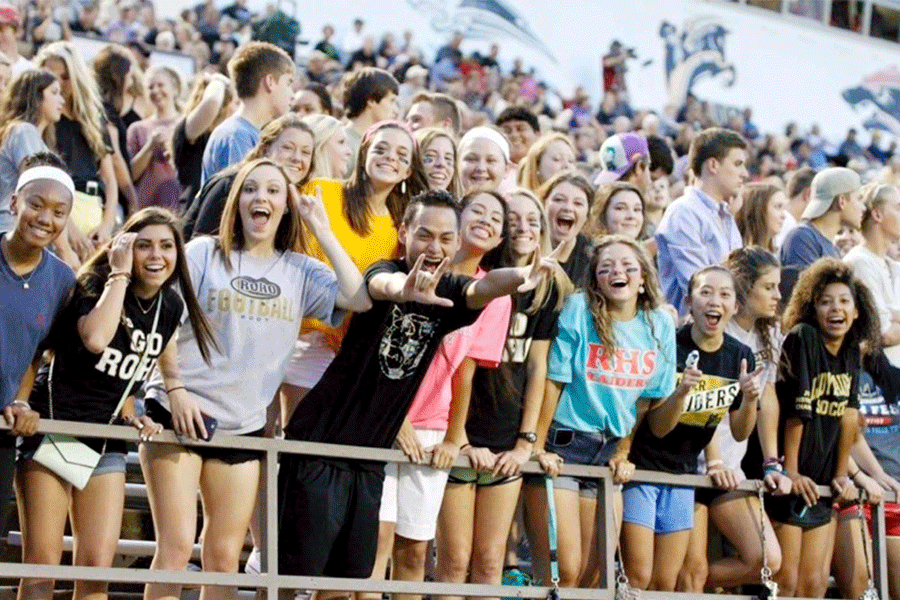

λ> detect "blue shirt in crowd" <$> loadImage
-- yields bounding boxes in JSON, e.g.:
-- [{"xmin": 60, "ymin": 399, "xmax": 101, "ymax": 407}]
[
  {"xmin": 548, "ymin": 292, "xmax": 676, "ymax": 439},
  {"xmin": 200, "ymin": 115, "xmax": 260, "ymax": 186},
  {"xmin": 655, "ymin": 186, "xmax": 742, "ymax": 316}
]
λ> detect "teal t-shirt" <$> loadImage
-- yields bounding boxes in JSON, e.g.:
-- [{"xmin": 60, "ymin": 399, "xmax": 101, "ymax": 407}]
[{"xmin": 548, "ymin": 292, "xmax": 676, "ymax": 438}]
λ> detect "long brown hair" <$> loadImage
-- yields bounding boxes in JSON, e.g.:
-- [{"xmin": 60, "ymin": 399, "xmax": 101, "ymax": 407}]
[
  {"xmin": 78, "ymin": 207, "xmax": 218, "ymax": 363},
  {"xmin": 588, "ymin": 181, "xmax": 649, "ymax": 241},
  {"xmin": 482, "ymin": 187, "xmax": 572, "ymax": 313},
  {"xmin": 726, "ymin": 246, "xmax": 780, "ymax": 364},
  {"xmin": 0, "ymin": 70, "xmax": 58, "ymax": 150},
  {"xmin": 586, "ymin": 234, "xmax": 664, "ymax": 355},
  {"xmin": 217, "ymin": 158, "xmax": 303, "ymax": 269},
  {"xmin": 415, "ymin": 127, "xmax": 461, "ymax": 198},
  {"xmin": 343, "ymin": 121, "xmax": 428, "ymax": 236},
  {"xmin": 736, "ymin": 183, "xmax": 781, "ymax": 252}
]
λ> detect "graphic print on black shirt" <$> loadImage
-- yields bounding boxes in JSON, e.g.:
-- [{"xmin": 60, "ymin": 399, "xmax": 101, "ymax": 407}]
[
  {"xmin": 285, "ymin": 259, "xmax": 481, "ymax": 461},
  {"xmin": 629, "ymin": 325, "xmax": 753, "ymax": 474},
  {"xmin": 380, "ymin": 305, "xmax": 438, "ymax": 379},
  {"xmin": 775, "ymin": 323, "xmax": 860, "ymax": 485}
]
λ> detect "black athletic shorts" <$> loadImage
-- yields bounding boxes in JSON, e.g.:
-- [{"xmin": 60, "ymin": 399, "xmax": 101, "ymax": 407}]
[
  {"xmin": 145, "ymin": 398, "xmax": 263, "ymax": 464},
  {"xmin": 765, "ymin": 494, "xmax": 834, "ymax": 529},
  {"xmin": 278, "ymin": 455, "xmax": 383, "ymax": 577}
]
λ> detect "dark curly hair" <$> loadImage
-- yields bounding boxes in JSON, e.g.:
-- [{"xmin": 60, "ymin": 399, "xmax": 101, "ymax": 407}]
[{"xmin": 782, "ymin": 257, "xmax": 881, "ymax": 357}]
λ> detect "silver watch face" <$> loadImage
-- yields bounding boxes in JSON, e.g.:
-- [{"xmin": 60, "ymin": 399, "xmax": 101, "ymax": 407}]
[{"xmin": 520, "ymin": 432, "xmax": 537, "ymax": 443}]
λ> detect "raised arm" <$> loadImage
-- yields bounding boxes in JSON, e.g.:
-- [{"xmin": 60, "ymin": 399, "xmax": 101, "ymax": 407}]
[
  {"xmin": 184, "ymin": 75, "xmax": 230, "ymax": 143},
  {"xmin": 78, "ymin": 233, "xmax": 135, "ymax": 353},
  {"xmin": 292, "ymin": 186, "xmax": 371, "ymax": 312}
]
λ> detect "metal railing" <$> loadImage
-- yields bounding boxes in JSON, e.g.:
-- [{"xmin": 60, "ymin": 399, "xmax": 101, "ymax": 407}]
[{"xmin": 0, "ymin": 419, "xmax": 894, "ymax": 600}]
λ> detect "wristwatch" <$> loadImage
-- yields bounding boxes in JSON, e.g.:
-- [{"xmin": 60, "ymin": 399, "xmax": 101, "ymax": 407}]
[{"xmin": 517, "ymin": 431, "xmax": 537, "ymax": 443}]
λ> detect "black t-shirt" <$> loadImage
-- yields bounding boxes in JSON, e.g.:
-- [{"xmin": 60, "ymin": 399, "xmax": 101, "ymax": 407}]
[
  {"xmin": 774, "ymin": 323, "xmax": 860, "ymax": 484},
  {"xmin": 630, "ymin": 325, "xmax": 753, "ymax": 474},
  {"xmin": 30, "ymin": 286, "xmax": 183, "ymax": 451},
  {"xmin": 173, "ymin": 118, "xmax": 210, "ymax": 213},
  {"xmin": 182, "ymin": 171, "xmax": 234, "ymax": 239},
  {"xmin": 560, "ymin": 234, "xmax": 592, "ymax": 290},
  {"xmin": 55, "ymin": 115, "xmax": 111, "ymax": 192},
  {"xmin": 284, "ymin": 259, "xmax": 481, "ymax": 467},
  {"xmin": 466, "ymin": 287, "xmax": 560, "ymax": 452}
]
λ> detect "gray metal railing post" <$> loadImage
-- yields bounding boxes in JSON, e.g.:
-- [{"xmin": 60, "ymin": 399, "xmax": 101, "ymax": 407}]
[
  {"xmin": 596, "ymin": 472, "xmax": 616, "ymax": 598},
  {"xmin": 263, "ymin": 445, "xmax": 279, "ymax": 600}
]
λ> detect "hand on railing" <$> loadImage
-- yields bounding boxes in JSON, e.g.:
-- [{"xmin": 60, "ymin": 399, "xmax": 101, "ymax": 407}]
[
  {"xmin": 429, "ymin": 441, "xmax": 460, "ymax": 470},
  {"xmin": 852, "ymin": 471, "xmax": 883, "ymax": 504},
  {"xmin": 831, "ymin": 475, "xmax": 857, "ymax": 505},
  {"xmin": 395, "ymin": 419, "xmax": 425, "ymax": 464},
  {"xmin": 763, "ymin": 469, "xmax": 793, "ymax": 495},
  {"xmin": 707, "ymin": 462, "xmax": 740, "ymax": 491},
  {"xmin": 492, "ymin": 445, "xmax": 531, "ymax": 477},
  {"xmin": 534, "ymin": 450, "xmax": 564, "ymax": 477},
  {"xmin": 3, "ymin": 401, "xmax": 39, "ymax": 436},
  {"xmin": 787, "ymin": 470, "xmax": 820, "ymax": 506},
  {"xmin": 609, "ymin": 454, "xmax": 635, "ymax": 484},
  {"xmin": 462, "ymin": 445, "xmax": 496, "ymax": 472}
]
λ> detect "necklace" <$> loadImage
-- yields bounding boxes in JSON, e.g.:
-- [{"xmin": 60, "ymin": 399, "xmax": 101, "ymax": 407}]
[
  {"xmin": 15, "ymin": 269, "xmax": 36, "ymax": 289},
  {"xmin": 135, "ymin": 293, "xmax": 159, "ymax": 315},
  {"xmin": 1, "ymin": 236, "xmax": 39, "ymax": 289}
]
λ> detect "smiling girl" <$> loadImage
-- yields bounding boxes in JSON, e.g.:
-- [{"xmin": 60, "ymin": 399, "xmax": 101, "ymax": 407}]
[
  {"xmin": 16, "ymin": 207, "xmax": 215, "ymax": 600},
  {"xmin": 458, "ymin": 126, "xmax": 509, "ymax": 194},
  {"xmin": 538, "ymin": 169, "xmax": 594, "ymax": 288},
  {"xmin": 676, "ymin": 247, "xmax": 788, "ymax": 591},
  {"xmin": 767, "ymin": 258, "xmax": 879, "ymax": 598},
  {"xmin": 280, "ymin": 121, "xmax": 427, "ymax": 423},
  {"xmin": 139, "ymin": 158, "xmax": 370, "ymax": 600},
  {"xmin": 736, "ymin": 183, "xmax": 787, "ymax": 253},
  {"xmin": 623, "ymin": 266, "xmax": 761, "ymax": 591},
  {"xmin": 590, "ymin": 181, "xmax": 647, "ymax": 241},
  {"xmin": 527, "ymin": 235, "xmax": 684, "ymax": 588},
  {"xmin": 517, "ymin": 133, "xmax": 576, "ymax": 193},
  {"xmin": 0, "ymin": 71, "xmax": 63, "ymax": 234},
  {"xmin": 185, "ymin": 115, "xmax": 315, "ymax": 239},
  {"xmin": 416, "ymin": 127, "xmax": 460, "ymax": 197},
  {"xmin": 127, "ymin": 66, "xmax": 183, "ymax": 211}
]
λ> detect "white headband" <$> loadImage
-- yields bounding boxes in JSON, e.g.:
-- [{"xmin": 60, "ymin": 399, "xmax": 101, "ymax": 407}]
[
  {"xmin": 15, "ymin": 166, "xmax": 76, "ymax": 198},
  {"xmin": 459, "ymin": 126, "xmax": 510, "ymax": 164}
]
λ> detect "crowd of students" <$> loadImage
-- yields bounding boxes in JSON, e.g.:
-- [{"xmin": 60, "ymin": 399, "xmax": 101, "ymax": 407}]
[{"xmin": 0, "ymin": 5, "xmax": 899, "ymax": 600}]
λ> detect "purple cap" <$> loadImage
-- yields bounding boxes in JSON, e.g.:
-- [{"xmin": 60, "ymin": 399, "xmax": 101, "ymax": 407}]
[{"xmin": 593, "ymin": 132, "xmax": 649, "ymax": 186}]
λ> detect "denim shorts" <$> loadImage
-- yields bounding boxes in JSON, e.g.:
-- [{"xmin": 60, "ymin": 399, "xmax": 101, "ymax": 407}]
[{"xmin": 526, "ymin": 422, "xmax": 619, "ymax": 498}]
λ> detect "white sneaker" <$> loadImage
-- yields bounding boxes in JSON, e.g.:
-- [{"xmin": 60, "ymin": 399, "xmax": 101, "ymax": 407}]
[{"xmin": 244, "ymin": 547, "xmax": 261, "ymax": 575}]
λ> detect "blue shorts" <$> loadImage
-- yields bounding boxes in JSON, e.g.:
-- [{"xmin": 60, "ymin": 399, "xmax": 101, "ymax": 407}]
[{"xmin": 622, "ymin": 482, "xmax": 694, "ymax": 534}]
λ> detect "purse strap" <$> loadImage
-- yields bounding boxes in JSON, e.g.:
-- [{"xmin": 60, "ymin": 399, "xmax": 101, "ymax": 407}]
[{"xmin": 48, "ymin": 290, "xmax": 163, "ymax": 425}]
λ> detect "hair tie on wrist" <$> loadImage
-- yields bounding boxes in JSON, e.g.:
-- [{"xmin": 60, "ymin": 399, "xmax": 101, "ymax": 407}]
[{"xmin": 166, "ymin": 386, "xmax": 186, "ymax": 394}]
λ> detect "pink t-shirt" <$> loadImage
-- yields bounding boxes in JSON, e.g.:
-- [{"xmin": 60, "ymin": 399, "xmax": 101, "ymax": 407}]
[{"xmin": 407, "ymin": 269, "xmax": 512, "ymax": 430}]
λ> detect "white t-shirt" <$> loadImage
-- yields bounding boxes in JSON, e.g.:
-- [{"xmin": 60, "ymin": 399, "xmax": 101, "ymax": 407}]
[
  {"xmin": 146, "ymin": 237, "xmax": 344, "ymax": 433},
  {"xmin": 773, "ymin": 211, "xmax": 797, "ymax": 250},
  {"xmin": 844, "ymin": 244, "xmax": 900, "ymax": 365}
]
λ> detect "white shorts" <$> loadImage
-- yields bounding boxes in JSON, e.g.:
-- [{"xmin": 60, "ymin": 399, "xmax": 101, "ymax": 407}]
[
  {"xmin": 379, "ymin": 428, "xmax": 449, "ymax": 541},
  {"xmin": 282, "ymin": 331, "xmax": 336, "ymax": 388}
]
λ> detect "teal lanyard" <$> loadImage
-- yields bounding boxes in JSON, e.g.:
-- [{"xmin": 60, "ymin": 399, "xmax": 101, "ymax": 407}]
[{"xmin": 544, "ymin": 476, "xmax": 559, "ymax": 587}]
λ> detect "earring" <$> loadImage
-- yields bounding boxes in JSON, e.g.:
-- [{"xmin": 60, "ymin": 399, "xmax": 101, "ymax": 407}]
[
  {"xmin": 639, "ymin": 285, "xmax": 645, "ymax": 294},
  {"xmin": 401, "ymin": 179, "xmax": 407, "ymax": 194}
]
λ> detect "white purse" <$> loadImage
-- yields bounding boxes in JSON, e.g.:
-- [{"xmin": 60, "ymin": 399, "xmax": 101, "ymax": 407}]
[{"xmin": 32, "ymin": 296, "xmax": 162, "ymax": 489}]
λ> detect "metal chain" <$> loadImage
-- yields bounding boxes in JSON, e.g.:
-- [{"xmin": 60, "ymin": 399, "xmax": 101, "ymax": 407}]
[
  {"xmin": 757, "ymin": 485, "xmax": 778, "ymax": 599},
  {"xmin": 858, "ymin": 497, "xmax": 879, "ymax": 600}
]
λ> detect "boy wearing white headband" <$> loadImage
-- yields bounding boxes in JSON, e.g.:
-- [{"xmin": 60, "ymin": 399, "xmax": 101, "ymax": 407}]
[{"xmin": 0, "ymin": 160, "xmax": 76, "ymax": 537}]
